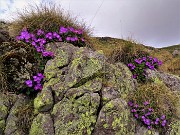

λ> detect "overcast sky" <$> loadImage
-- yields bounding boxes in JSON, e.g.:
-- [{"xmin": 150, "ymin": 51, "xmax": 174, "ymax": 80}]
[{"xmin": 0, "ymin": 0, "xmax": 179, "ymax": 48}]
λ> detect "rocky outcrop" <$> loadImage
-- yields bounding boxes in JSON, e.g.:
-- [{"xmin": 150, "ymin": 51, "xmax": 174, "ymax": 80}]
[
  {"xmin": 31, "ymin": 42, "xmax": 136, "ymax": 135},
  {"xmin": 0, "ymin": 42, "xmax": 179, "ymax": 135}
]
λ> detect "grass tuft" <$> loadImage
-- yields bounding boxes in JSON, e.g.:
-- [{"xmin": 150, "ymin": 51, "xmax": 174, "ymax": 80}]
[
  {"xmin": 8, "ymin": 2, "xmax": 92, "ymax": 43},
  {"xmin": 128, "ymin": 82, "xmax": 178, "ymax": 122}
]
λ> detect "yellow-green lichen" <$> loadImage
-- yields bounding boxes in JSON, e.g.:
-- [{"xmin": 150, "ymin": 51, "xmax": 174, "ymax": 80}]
[
  {"xmin": 0, "ymin": 119, "xmax": 5, "ymax": 132},
  {"xmin": 0, "ymin": 105, "xmax": 8, "ymax": 119},
  {"xmin": 29, "ymin": 114, "xmax": 45, "ymax": 135}
]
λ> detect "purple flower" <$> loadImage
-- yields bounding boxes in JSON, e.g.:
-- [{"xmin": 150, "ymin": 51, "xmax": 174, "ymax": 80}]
[
  {"xmin": 34, "ymin": 84, "xmax": 42, "ymax": 90},
  {"xmin": 134, "ymin": 104, "xmax": 138, "ymax": 108},
  {"xmin": 142, "ymin": 57, "xmax": 147, "ymax": 61},
  {"xmin": 53, "ymin": 32, "xmax": 58, "ymax": 37},
  {"xmin": 162, "ymin": 120, "xmax": 167, "ymax": 127},
  {"xmin": 74, "ymin": 29, "xmax": 83, "ymax": 34},
  {"xmin": 32, "ymin": 41, "xmax": 36, "ymax": 46},
  {"xmin": 153, "ymin": 57, "xmax": 158, "ymax": 62},
  {"xmin": 146, "ymin": 62, "xmax": 151, "ymax": 66},
  {"xmin": 68, "ymin": 27, "xmax": 75, "ymax": 32},
  {"xmin": 59, "ymin": 26, "xmax": 68, "ymax": 34},
  {"xmin": 134, "ymin": 114, "xmax": 139, "ymax": 118},
  {"xmin": 145, "ymin": 119, "xmax": 151, "ymax": 125},
  {"xmin": 42, "ymin": 51, "xmax": 54, "ymax": 57},
  {"xmin": 16, "ymin": 36, "xmax": 21, "ymax": 41},
  {"xmin": 155, "ymin": 121, "xmax": 159, "ymax": 125},
  {"xmin": 25, "ymin": 80, "xmax": 33, "ymax": 87},
  {"xmin": 135, "ymin": 59, "xmax": 143, "ymax": 64},
  {"xmin": 37, "ymin": 29, "xmax": 44, "ymax": 36},
  {"xmin": 36, "ymin": 47, "xmax": 41, "ymax": 52},
  {"xmin": 128, "ymin": 101, "xmax": 133, "ymax": 107},
  {"xmin": 148, "ymin": 56, "xmax": 152, "ymax": 60},
  {"xmin": 70, "ymin": 37, "xmax": 76, "ymax": 42},
  {"xmin": 149, "ymin": 65, "xmax": 155, "ymax": 70},
  {"xmin": 158, "ymin": 60, "xmax": 162, "ymax": 66},
  {"xmin": 33, "ymin": 76, "xmax": 41, "ymax": 83},
  {"xmin": 40, "ymin": 39, "xmax": 46, "ymax": 44},
  {"xmin": 45, "ymin": 32, "xmax": 53, "ymax": 39},
  {"xmin": 131, "ymin": 65, "xmax": 136, "ymax": 70},
  {"xmin": 148, "ymin": 108, "xmax": 153, "ymax": 112},
  {"xmin": 20, "ymin": 29, "xmax": 30, "ymax": 40},
  {"xmin": 133, "ymin": 75, "xmax": 137, "ymax": 79},
  {"xmin": 128, "ymin": 63, "xmax": 133, "ymax": 67},
  {"xmin": 156, "ymin": 118, "xmax": 160, "ymax": 122},
  {"xmin": 141, "ymin": 116, "xmax": 145, "ymax": 119},
  {"xmin": 81, "ymin": 38, "xmax": 85, "ymax": 42},
  {"xmin": 161, "ymin": 115, "xmax": 166, "ymax": 120},
  {"xmin": 144, "ymin": 101, "xmax": 149, "ymax": 106},
  {"xmin": 148, "ymin": 126, "xmax": 151, "ymax": 129},
  {"xmin": 37, "ymin": 73, "xmax": 44, "ymax": 79},
  {"xmin": 145, "ymin": 112, "xmax": 151, "ymax": 116},
  {"xmin": 66, "ymin": 37, "xmax": 71, "ymax": 41},
  {"xmin": 131, "ymin": 109, "xmax": 136, "ymax": 113},
  {"xmin": 58, "ymin": 37, "xmax": 62, "ymax": 41}
]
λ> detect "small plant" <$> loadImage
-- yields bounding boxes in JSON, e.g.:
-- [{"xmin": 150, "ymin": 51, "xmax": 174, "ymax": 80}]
[
  {"xmin": 128, "ymin": 82, "xmax": 178, "ymax": 133},
  {"xmin": 128, "ymin": 100, "xmax": 168, "ymax": 130},
  {"xmin": 16, "ymin": 72, "xmax": 44, "ymax": 96},
  {"xmin": 127, "ymin": 56, "xmax": 162, "ymax": 82}
]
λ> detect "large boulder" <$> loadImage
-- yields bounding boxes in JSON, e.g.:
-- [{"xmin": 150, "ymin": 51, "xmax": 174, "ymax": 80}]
[{"xmin": 31, "ymin": 42, "xmax": 136, "ymax": 135}]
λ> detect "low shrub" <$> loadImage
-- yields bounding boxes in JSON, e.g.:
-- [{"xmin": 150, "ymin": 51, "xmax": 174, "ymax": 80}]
[
  {"xmin": 128, "ymin": 56, "xmax": 162, "ymax": 82},
  {"xmin": 128, "ymin": 82, "xmax": 178, "ymax": 133}
]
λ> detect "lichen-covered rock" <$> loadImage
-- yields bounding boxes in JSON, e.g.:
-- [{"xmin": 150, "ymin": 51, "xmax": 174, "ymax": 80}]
[
  {"xmin": 4, "ymin": 95, "xmax": 32, "ymax": 135},
  {"xmin": 34, "ymin": 83, "xmax": 54, "ymax": 113},
  {"xmin": 29, "ymin": 113, "xmax": 54, "ymax": 135},
  {"xmin": 146, "ymin": 69, "xmax": 180, "ymax": 92},
  {"xmin": 52, "ymin": 93, "xmax": 100, "ymax": 135},
  {"xmin": 93, "ymin": 98, "xmax": 135, "ymax": 135},
  {"xmin": 135, "ymin": 126, "xmax": 159, "ymax": 135},
  {"xmin": 65, "ymin": 47, "xmax": 105, "ymax": 88},
  {"xmin": 104, "ymin": 62, "xmax": 135, "ymax": 100},
  {"xmin": 101, "ymin": 87, "xmax": 120, "ymax": 105},
  {"xmin": 0, "ymin": 93, "xmax": 17, "ymax": 134},
  {"xmin": 0, "ymin": 119, "xmax": 5, "ymax": 135},
  {"xmin": 65, "ymin": 77, "xmax": 102, "ymax": 99}
]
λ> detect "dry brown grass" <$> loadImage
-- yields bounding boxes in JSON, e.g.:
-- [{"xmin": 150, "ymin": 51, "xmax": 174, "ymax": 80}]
[
  {"xmin": 8, "ymin": 2, "xmax": 92, "ymax": 42},
  {"xmin": 129, "ymin": 82, "xmax": 178, "ymax": 120}
]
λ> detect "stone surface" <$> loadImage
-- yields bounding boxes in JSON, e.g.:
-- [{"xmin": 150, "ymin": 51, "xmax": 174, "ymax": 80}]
[
  {"xmin": 93, "ymin": 98, "xmax": 135, "ymax": 135},
  {"xmin": 4, "ymin": 95, "xmax": 32, "ymax": 135},
  {"xmin": 146, "ymin": 69, "xmax": 180, "ymax": 92},
  {"xmin": 34, "ymin": 83, "xmax": 54, "ymax": 113},
  {"xmin": 52, "ymin": 93, "xmax": 100, "ymax": 135},
  {"xmin": 29, "ymin": 113, "xmax": 54, "ymax": 135}
]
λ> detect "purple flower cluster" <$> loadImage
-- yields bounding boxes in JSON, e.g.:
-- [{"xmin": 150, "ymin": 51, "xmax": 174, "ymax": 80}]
[
  {"xmin": 25, "ymin": 73, "xmax": 44, "ymax": 91},
  {"xmin": 128, "ymin": 100, "xmax": 168, "ymax": 130},
  {"xmin": 127, "ymin": 56, "xmax": 162, "ymax": 82},
  {"xmin": 60, "ymin": 26, "xmax": 85, "ymax": 43},
  {"xmin": 16, "ymin": 26, "xmax": 85, "ymax": 58},
  {"xmin": 16, "ymin": 28, "xmax": 54, "ymax": 57}
]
